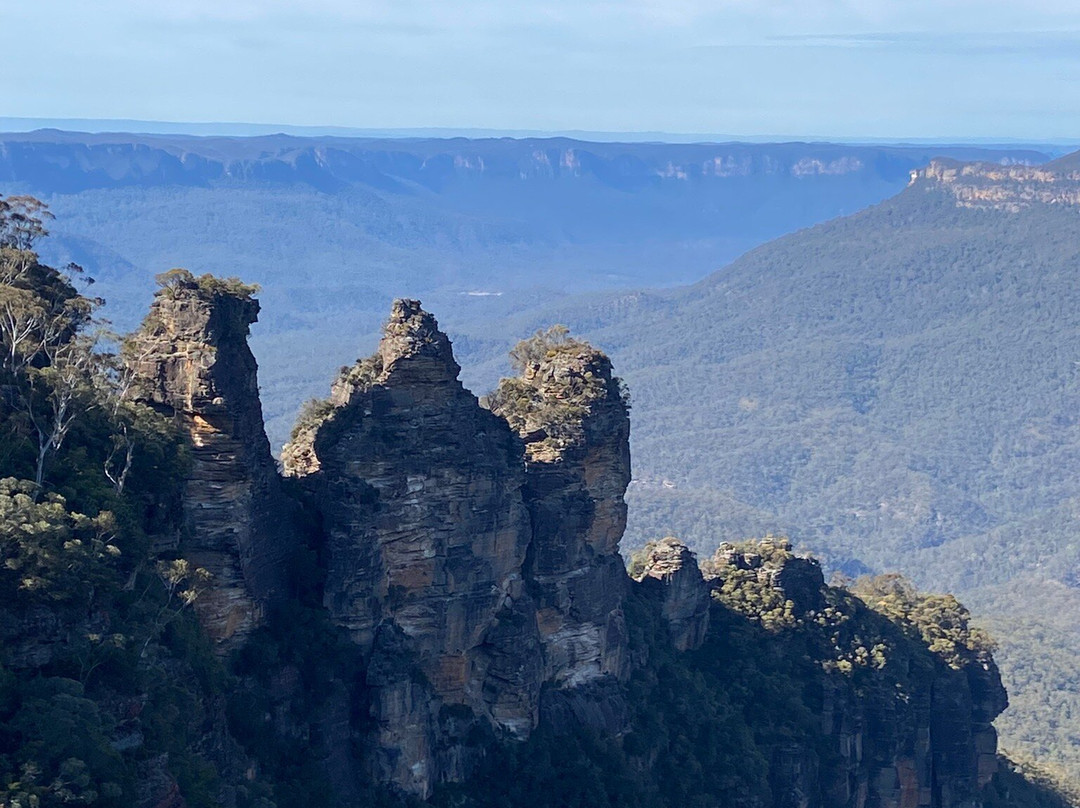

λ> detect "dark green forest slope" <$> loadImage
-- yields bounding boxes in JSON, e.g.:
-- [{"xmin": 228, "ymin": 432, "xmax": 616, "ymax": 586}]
[{"xmin": 437, "ymin": 159, "xmax": 1080, "ymax": 781}]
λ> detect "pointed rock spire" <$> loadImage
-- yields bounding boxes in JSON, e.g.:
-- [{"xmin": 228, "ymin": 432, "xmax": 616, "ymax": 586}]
[
  {"xmin": 127, "ymin": 270, "xmax": 295, "ymax": 647},
  {"xmin": 282, "ymin": 298, "xmax": 540, "ymax": 798},
  {"xmin": 378, "ymin": 298, "xmax": 458, "ymax": 371}
]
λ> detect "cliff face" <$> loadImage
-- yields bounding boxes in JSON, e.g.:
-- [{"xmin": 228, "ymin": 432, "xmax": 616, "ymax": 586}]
[
  {"xmin": 631, "ymin": 536, "xmax": 710, "ymax": 651},
  {"xmin": 127, "ymin": 272, "xmax": 295, "ymax": 645},
  {"xmin": 0, "ymin": 133, "xmax": 1046, "ymax": 194},
  {"xmin": 489, "ymin": 331, "xmax": 632, "ymax": 689},
  {"xmin": 283, "ymin": 300, "xmax": 541, "ymax": 796},
  {"xmin": 278, "ymin": 306, "xmax": 641, "ymax": 796},
  {"xmin": 911, "ymin": 158, "xmax": 1080, "ymax": 211}
]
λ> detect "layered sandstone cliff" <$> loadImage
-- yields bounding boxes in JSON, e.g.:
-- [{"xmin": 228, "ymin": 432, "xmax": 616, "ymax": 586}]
[
  {"xmin": 127, "ymin": 271, "xmax": 295, "ymax": 645},
  {"xmin": 118, "ymin": 284, "xmax": 1012, "ymax": 806},
  {"xmin": 488, "ymin": 328, "xmax": 632, "ymax": 689},
  {"xmin": 910, "ymin": 158, "xmax": 1080, "ymax": 211},
  {"xmin": 282, "ymin": 300, "xmax": 541, "ymax": 796}
]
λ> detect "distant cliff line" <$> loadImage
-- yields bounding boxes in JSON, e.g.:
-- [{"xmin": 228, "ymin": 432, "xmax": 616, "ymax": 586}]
[
  {"xmin": 911, "ymin": 155, "xmax": 1080, "ymax": 211},
  {"xmin": 0, "ymin": 131, "xmax": 1050, "ymax": 193}
]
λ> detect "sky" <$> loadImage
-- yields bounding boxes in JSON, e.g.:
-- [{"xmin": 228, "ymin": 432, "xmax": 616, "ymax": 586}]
[{"xmin": 3, "ymin": 0, "xmax": 1080, "ymax": 139}]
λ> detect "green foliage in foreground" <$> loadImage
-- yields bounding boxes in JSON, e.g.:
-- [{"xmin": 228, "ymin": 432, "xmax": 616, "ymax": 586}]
[{"xmin": 0, "ymin": 196, "xmax": 214, "ymax": 808}]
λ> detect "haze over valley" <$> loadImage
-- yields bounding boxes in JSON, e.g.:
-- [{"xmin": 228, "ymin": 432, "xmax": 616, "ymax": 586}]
[{"xmin": 0, "ymin": 130, "xmax": 1051, "ymax": 444}]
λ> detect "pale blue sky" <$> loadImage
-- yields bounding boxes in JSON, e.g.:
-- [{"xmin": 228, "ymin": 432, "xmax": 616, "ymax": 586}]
[{"xmin": 4, "ymin": 0, "xmax": 1080, "ymax": 139}]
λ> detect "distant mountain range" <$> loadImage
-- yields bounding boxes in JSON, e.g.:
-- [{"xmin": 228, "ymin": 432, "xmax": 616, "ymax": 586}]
[
  {"xmin": 0, "ymin": 130, "xmax": 1050, "ymax": 442},
  {"xmin": 0, "ymin": 129, "xmax": 1049, "ymax": 195},
  {"xmin": 7, "ymin": 117, "xmax": 1080, "ymax": 147}
]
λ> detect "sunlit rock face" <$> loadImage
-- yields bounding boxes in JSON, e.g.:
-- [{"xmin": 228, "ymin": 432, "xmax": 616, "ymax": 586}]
[
  {"xmin": 281, "ymin": 304, "xmax": 639, "ymax": 796},
  {"xmin": 489, "ymin": 333, "xmax": 632, "ymax": 689},
  {"xmin": 911, "ymin": 157, "xmax": 1080, "ymax": 211},
  {"xmin": 283, "ymin": 300, "xmax": 541, "ymax": 797},
  {"xmin": 128, "ymin": 274, "xmax": 295, "ymax": 647}
]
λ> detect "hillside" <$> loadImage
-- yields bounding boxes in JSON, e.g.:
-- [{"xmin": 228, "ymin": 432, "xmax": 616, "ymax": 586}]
[
  {"xmin": 0, "ymin": 131, "xmax": 1048, "ymax": 444},
  {"xmin": 2, "ymin": 208, "xmax": 1064, "ymax": 807},
  {"xmin": 436, "ymin": 153, "xmax": 1080, "ymax": 780}
]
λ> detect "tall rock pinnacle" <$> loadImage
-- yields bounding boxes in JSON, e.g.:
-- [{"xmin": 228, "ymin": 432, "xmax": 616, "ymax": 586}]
[
  {"xmin": 127, "ymin": 270, "xmax": 294, "ymax": 646},
  {"xmin": 489, "ymin": 326, "xmax": 632, "ymax": 689},
  {"xmin": 283, "ymin": 299, "xmax": 540, "ymax": 796}
]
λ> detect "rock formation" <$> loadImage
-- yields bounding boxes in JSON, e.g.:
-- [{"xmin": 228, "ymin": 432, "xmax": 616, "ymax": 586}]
[
  {"xmin": 911, "ymin": 157, "xmax": 1080, "ymax": 211},
  {"xmin": 488, "ymin": 327, "xmax": 631, "ymax": 689},
  {"xmin": 631, "ymin": 536, "xmax": 710, "ymax": 651},
  {"xmin": 127, "ymin": 270, "xmax": 295, "ymax": 646},
  {"xmin": 704, "ymin": 538, "xmax": 1008, "ymax": 808},
  {"xmin": 283, "ymin": 300, "xmax": 541, "ymax": 796},
  {"xmin": 117, "ymin": 285, "xmax": 1012, "ymax": 806}
]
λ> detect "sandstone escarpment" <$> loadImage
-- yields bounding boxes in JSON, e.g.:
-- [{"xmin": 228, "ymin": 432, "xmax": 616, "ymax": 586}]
[
  {"xmin": 489, "ymin": 328, "xmax": 631, "ymax": 689},
  {"xmin": 631, "ymin": 536, "xmax": 710, "ymax": 651},
  {"xmin": 283, "ymin": 300, "xmax": 540, "ymax": 796},
  {"xmin": 911, "ymin": 158, "xmax": 1080, "ymax": 211},
  {"xmin": 127, "ymin": 270, "xmax": 294, "ymax": 646}
]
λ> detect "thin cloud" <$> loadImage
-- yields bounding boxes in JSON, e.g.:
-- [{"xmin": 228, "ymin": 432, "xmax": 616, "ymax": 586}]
[
  {"xmin": 8, "ymin": 0, "xmax": 1080, "ymax": 137},
  {"xmin": 766, "ymin": 30, "xmax": 1080, "ymax": 57}
]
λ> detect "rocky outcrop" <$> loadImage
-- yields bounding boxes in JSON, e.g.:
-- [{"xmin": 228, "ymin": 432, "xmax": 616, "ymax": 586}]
[
  {"xmin": 631, "ymin": 536, "xmax": 710, "ymax": 651},
  {"xmin": 708, "ymin": 538, "xmax": 828, "ymax": 615},
  {"xmin": 127, "ymin": 271, "xmax": 295, "ymax": 646},
  {"xmin": 279, "ymin": 308, "xmax": 640, "ymax": 796},
  {"xmin": 705, "ymin": 539, "xmax": 1008, "ymax": 808},
  {"xmin": 119, "ymin": 281, "xmax": 1009, "ymax": 805},
  {"xmin": 911, "ymin": 158, "xmax": 1080, "ymax": 211},
  {"xmin": 489, "ymin": 328, "xmax": 631, "ymax": 690},
  {"xmin": 282, "ymin": 300, "xmax": 540, "ymax": 797}
]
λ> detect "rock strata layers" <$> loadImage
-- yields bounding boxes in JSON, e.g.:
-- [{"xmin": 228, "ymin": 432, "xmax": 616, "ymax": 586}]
[
  {"xmin": 281, "ymin": 309, "xmax": 639, "ymax": 796},
  {"xmin": 912, "ymin": 158, "xmax": 1080, "ymax": 211},
  {"xmin": 122, "ymin": 282, "xmax": 1008, "ymax": 806},
  {"xmin": 489, "ymin": 329, "xmax": 632, "ymax": 689},
  {"xmin": 283, "ymin": 300, "xmax": 541, "ymax": 796},
  {"xmin": 127, "ymin": 272, "xmax": 294, "ymax": 646}
]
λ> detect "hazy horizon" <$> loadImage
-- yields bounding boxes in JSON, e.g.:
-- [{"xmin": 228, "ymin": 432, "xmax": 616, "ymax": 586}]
[
  {"xmin": 2, "ymin": 116, "xmax": 1079, "ymax": 150},
  {"xmin": 6, "ymin": 1, "xmax": 1080, "ymax": 141}
]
